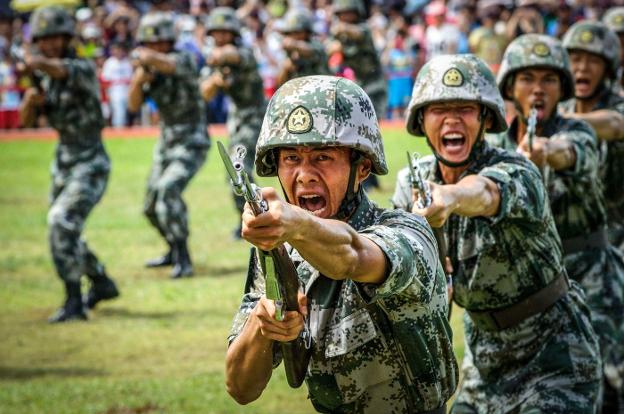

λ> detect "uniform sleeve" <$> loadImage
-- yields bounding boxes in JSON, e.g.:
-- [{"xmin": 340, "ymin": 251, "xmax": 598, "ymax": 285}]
[
  {"xmin": 359, "ymin": 211, "xmax": 439, "ymax": 304},
  {"xmin": 173, "ymin": 52, "xmax": 197, "ymax": 78},
  {"xmin": 63, "ymin": 58, "xmax": 98, "ymax": 93},
  {"xmin": 478, "ymin": 156, "xmax": 548, "ymax": 226},
  {"xmin": 391, "ymin": 167, "xmax": 414, "ymax": 211},
  {"xmin": 227, "ymin": 249, "xmax": 282, "ymax": 367},
  {"xmin": 551, "ymin": 119, "xmax": 598, "ymax": 180}
]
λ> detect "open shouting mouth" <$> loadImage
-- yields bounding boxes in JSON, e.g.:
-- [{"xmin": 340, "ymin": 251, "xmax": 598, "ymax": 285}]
[{"xmin": 297, "ymin": 193, "xmax": 328, "ymax": 216}]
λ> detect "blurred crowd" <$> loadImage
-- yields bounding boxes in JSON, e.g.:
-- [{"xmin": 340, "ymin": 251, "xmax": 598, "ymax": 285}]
[{"xmin": 0, "ymin": 0, "xmax": 620, "ymax": 129}]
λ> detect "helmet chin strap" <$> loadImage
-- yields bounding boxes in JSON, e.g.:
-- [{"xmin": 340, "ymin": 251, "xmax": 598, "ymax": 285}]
[
  {"xmin": 335, "ymin": 151, "xmax": 364, "ymax": 220},
  {"xmin": 419, "ymin": 106, "xmax": 488, "ymax": 168},
  {"xmin": 277, "ymin": 150, "xmax": 364, "ymax": 221}
]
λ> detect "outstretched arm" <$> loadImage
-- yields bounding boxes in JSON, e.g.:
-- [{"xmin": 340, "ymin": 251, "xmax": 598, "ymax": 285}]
[
  {"xmin": 412, "ymin": 175, "xmax": 500, "ymax": 227},
  {"xmin": 242, "ymin": 187, "xmax": 388, "ymax": 284}
]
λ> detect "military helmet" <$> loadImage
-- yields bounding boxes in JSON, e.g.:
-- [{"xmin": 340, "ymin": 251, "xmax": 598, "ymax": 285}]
[
  {"xmin": 563, "ymin": 21, "xmax": 621, "ymax": 79},
  {"xmin": 255, "ymin": 75, "xmax": 387, "ymax": 177},
  {"xmin": 406, "ymin": 54, "xmax": 507, "ymax": 136},
  {"xmin": 204, "ymin": 7, "xmax": 241, "ymax": 36},
  {"xmin": 278, "ymin": 9, "xmax": 313, "ymax": 33},
  {"xmin": 136, "ymin": 12, "xmax": 176, "ymax": 43},
  {"xmin": 30, "ymin": 6, "xmax": 75, "ymax": 41},
  {"xmin": 497, "ymin": 34, "xmax": 574, "ymax": 101},
  {"xmin": 603, "ymin": 7, "xmax": 624, "ymax": 34},
  {"xmin": 333, "ymin": 0, "xmax": 366, "ymax": 17}
]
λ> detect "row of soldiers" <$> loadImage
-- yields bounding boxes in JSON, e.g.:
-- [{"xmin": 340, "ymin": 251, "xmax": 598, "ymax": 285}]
[
  {"xmin": 14, "ymin": 1, "xmax": 624, "ymax": 413},
  {"xmin": 223, "ymin": 9, "xmax": 624, "ymax": 414},
  {"xmin": 15, "ymin": 1, "xmax": 385, "ymax": 321}
]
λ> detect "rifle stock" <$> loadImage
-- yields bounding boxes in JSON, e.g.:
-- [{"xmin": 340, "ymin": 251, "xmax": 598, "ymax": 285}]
[{"xmin": 218, "ymin": 141, "xmax": 311, "ymax": 388}]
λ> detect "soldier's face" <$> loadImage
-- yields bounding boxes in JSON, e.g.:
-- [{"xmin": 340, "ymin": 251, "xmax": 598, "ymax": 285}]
[
  {"xmin": 286, "ymin": 31, "xmax": 308, "ymax": 41},
  {"xmin": 569, "ymin": 50, "xmax": 607, "ymax": 99},
  {"xmin": 210, "ymin": 30, "xmax": 235, "ymax": 46},
  {"xmin": 277, "ymin": 147, "xmax": 371, "ymax": 220},
  {"xmin": 142, "ymin": 41, "xmax": 173, "ymax": 53},
  {"xmin": 336, "ymin": 11, "xmax": 359, "ymax": 24},
  {"xmin": 508, "ymin": 68, "xmax": 561, "ymax": 121},
  {"xmin": 422, "ymin": 102, "xmax": 489, "ymax": 165},
  {"xmin": 36, "ymin": 35, "xmax": 68, "ymax": 58}
]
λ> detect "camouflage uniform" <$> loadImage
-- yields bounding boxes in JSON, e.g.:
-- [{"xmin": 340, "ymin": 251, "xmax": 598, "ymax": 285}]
[
  {"xmin": 603, "ymin": 7, "xmax": 624, "ymax": 96},
  {"xmin": 488, "ymin": 34, "xmax": 624, "ymax": 402},
  {"xmin": 229, "ymin": 76, "xmax": 458, "ymax": 413},
  {"xmin": 137, "ymin": 14, "xmax": 210, "ymax": 253},
  {"xmin": 202, "ymin": 7, "xmax": 266, "ymax": 215},
  {"xmin": 277, "ymin": 9, "xmax": 330, "ymax": 82},
  {"xmin": 29, "ymin": 6, "xmax": 119, "ymax": 322},
  {"xmin": 394, "ymin": 54, "xmax": 602, "ymax": 413},
  {"xmin": 560, "ymin": 21, "xmax": 624, "ymax": 253},
  {"xmin": 330, "ymin": 0, "xmax": 387, "ymax": 119}
]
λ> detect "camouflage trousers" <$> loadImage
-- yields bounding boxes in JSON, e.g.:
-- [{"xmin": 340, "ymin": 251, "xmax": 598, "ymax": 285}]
[
  {"xmin": 452, "ymin": 283, "xmax": 602, "ymax": 414},
  {"xmin": 564, "ymin": 247, "xmax": 624, "ymax": 395},
  {"xmin": 144, "ymin": 139, "xmax": 207, "ymax": 244},
  {"xmin": 48, "ymin": 150, "xmax": 110, "ymax": 283},
  {"xmin": 226, "ymin": 110, "xmax": 262, "ymax": 214}
]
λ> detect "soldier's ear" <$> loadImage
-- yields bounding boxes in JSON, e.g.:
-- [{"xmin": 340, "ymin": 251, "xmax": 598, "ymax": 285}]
[{"xmin": 356, "ymin": 157, "xmax": 372, "ymax": 182}]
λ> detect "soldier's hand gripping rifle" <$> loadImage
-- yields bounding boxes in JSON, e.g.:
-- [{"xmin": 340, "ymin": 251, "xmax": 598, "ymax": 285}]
[
  {"xmin": 218, "ymin": 141, "xmax": 311, "ymax": 388},
  {"xmin": 407, "ymin": 152, "xmax": 452, "ymax": 318},
  {"xmin": 10, "ymin": 44, "xmax": 43, "ymax": 92},
  {"xmin": 527, "ymin": 107, "xmax": 537, "ymax": 153}
]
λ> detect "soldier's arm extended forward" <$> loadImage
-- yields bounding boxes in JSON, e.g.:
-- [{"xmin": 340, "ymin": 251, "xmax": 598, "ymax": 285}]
[
  {"xmin": 564, "ymin": 109, "xmax": 624, "ymax": 141},
  {"xmin": 132, "ymin": 47, "xmax": 176, "ymax": 74},
  {"xmin": 23, "ymin": 54, "xmax": 68, "ymax": 79},
  {"xmin": 517, "ymin": 136, "xmax": 577, "ymax": 171},
  {"xmin": 243, "ymin": 187, "xmax": 388, "ymax": 284},
  {"xmin": 412, "ymin": 175, "xmax": 500, "ymax": 228}
]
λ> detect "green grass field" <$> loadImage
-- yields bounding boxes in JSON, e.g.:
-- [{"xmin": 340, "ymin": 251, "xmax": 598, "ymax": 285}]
[{"xmin": 0, "ymin": 130, "xmax": 464, "ymax": 414}]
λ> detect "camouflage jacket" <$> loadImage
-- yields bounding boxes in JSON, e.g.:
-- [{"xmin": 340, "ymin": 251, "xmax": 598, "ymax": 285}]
[
  {"xmin": 392, "ymin": 143, "xmax": 565, "ymax": 311},
  {"xmin": 42, "ymin": 57, "xmax": 107, "ymax": 169},
  {"xmin": 486, "ymin": 114, "xmax": 606, "ymax": 240},
  {"xmin": 228, "ymin": 194, "xmax": 458, "ymax": 413},
  {"xmin": 202, "ymin": 45, "xmax": 266, "ymax": 120},
  {"xmin": 331, "ymin": 24, "xmax": 384, "ymax": 87},
  {"xmin": 143, "ymin": 51, "xmax": 209, "ymax": 147},
  {"xmin": 560, "ymin": 90, "xmax": 624, "ymax": 223},
  {"xmin": 286, "ymin": 39, "xmax": 330, "ymax": 81}
]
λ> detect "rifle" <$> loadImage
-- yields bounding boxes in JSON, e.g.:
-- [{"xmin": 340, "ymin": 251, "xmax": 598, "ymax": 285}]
[
  {"xmin": 218, "ymin": 141, "xmax": 311, "ymax": 388},
  {"xmin": 10, "ymin": 44, "xmax": 43, "ymax": 92},
  {"xmin": 406, "ymin": 152, "xmax": 452, "ymax": 319},
  {"xmin": 527, "ymin": 107, "xmax": 537, "ymax": 152}
]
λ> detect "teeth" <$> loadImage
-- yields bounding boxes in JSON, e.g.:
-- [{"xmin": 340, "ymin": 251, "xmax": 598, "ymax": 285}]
[
  {"xmin": 300, "ymin": 195, "xmax": 319, "ymax": 199},
  {"xmin": 443, "ymin": 134, "xmax": 463, "ymax": 139}
]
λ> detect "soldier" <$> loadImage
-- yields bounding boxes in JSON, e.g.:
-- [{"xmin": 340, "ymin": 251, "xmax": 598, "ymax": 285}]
[
  {"xmin": 275, "ymin": 8, "xmax": 330, "ymax": 88},
  {"xmin": 603, "ymin": 7, "xmax": 624, "ymax": 94},
  {"xmin": 19, "ymin": 6, "xmax": 119, "ymax": 322},
  {"xmin": 128, "ymin": 12, "xmax": 210, "ymax": 278},
  {"xmin": 560, "ymin": 21, "xmax": 624, "ymax": 257},
  {"xmin": 199, "ymin": 7, "xmax": 266, "ymax": 237},
  {"xmin": 487, "ymin": 34, "xmax": 624, "ymax": 412},
  {"xmin": 225, "ymin": 76, "xmax": 458, "ymax": 413},
  {"xmin": 327, "ymin": 0, "xmax": 386, "ymax": 119},
  {"xmin": 392, "ymin": 54, "xmax": 602, "ymax": 412}
]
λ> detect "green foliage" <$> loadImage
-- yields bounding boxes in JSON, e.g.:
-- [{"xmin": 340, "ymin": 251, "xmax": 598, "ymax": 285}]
[{"xmin": 0, "ymin": 131, "xmax": 464, "ymax": 413}]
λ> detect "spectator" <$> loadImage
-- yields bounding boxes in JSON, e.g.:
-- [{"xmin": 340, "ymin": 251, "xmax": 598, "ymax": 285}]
[
  {"xmin": 424, "ymin": 1, "xmax": 461, "ymax": 60},
  {"xmin": 102, "ymin": 42, "xmax": 132, "ymax": 127}
]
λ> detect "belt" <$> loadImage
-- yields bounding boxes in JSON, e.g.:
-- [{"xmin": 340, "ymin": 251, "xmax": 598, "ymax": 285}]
[
  {"xmin": 467, "ymin": 273, "xmax": 569, "ymax": 332},
  {"xmin": 562, "ymin": 228, "xmax": 608, "ymax": 256}
]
